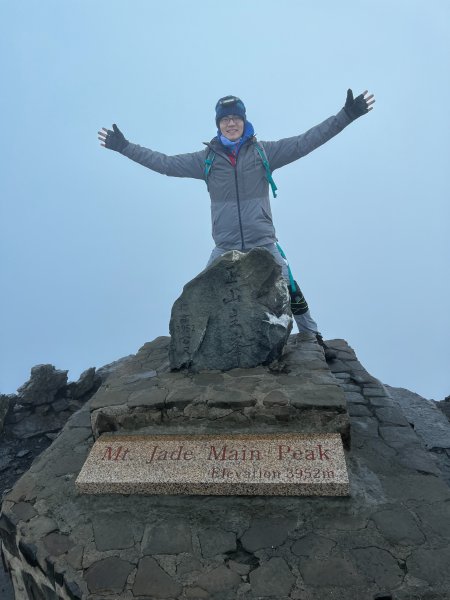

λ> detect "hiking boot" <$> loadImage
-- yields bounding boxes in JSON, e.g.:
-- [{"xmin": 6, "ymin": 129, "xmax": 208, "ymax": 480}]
[{"xmin": 315, "ymin": 334, "xmax": 337, "ymax": 362}]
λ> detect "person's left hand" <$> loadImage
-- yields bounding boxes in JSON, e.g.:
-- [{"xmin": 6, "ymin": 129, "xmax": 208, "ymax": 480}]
[
  {"xmin": 344, "ymin": 89, "xmax": 375, "ymax": 121},
  {"xmin": 98, "ymin": 124, "xmax": 129, "ymax": 152}
]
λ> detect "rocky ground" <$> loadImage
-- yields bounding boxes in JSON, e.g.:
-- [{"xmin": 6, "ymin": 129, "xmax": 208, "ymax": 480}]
[
  {"xmin": 0, "ymin": 366, "xmax": 102, "ymax": 495},
  {"xmin": 0, "ymin": 364, "xmax": 106, "ymax": 599},
  {"xmin": 1, "ymin": 336, "xmax": 449, "ymax": 599},
  {"xmin": 437, "ymin": 395, "xmax": 450, "ymax": 422}
]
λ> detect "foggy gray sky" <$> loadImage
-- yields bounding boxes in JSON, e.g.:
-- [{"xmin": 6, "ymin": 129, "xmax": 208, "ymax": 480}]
[{"xmin": 1, "ymin": 0, "xmax": 449, "ymax": 400}]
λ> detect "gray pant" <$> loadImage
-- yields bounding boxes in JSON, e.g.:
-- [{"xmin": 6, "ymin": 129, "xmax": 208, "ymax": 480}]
[{"xmin": 206, "ymin": 244, "xmax": 320, "ymax": 335}]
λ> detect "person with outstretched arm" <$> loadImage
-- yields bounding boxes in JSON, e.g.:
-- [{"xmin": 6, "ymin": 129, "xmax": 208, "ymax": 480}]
[{"xmin": 98, "ymin": 89, "xmax": 375, "ymax": 361}]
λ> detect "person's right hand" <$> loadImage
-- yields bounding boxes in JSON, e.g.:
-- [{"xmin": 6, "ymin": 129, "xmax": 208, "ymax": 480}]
[{"xmin": 98, "ymin": 124, "xmax": 129, "ymax": 152}]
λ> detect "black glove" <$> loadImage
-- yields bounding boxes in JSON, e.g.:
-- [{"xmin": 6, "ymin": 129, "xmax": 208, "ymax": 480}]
[
  {"xmin": 103, "ymin": 124, "xmax": 129, "ymax": 152},
  {"xmin": 344, "ymin": 89, "xmax": 369, "ymax": 121}
]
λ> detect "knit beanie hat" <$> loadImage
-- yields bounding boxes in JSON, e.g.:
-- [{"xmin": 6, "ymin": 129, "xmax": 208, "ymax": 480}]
[{"xmin": 215, "ymin": 96, "xmax": 246, "ymax": 127}]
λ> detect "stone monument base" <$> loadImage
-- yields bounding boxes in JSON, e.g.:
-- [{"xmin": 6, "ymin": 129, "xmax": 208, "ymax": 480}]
[
  {"xmin": 2, "ymin": 336, "xmax": 450, "ymax": 599},
  {"xmin": 89, "ymin": 333, "xmax": 350, "ymax": 449}
]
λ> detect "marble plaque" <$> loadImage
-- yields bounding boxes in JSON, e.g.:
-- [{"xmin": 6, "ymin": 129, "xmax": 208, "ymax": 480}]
[{"xmin": 76, "ymin": 433, "xmax": 349, "ymax": 496}]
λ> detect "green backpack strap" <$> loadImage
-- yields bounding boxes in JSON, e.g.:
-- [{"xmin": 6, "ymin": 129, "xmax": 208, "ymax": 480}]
[
  {"xmin": 204, "ymin": 143, "xmax": 278, "ymax": 198},
  {"xmin": 204, "ymin": 150, "xmax": 216, "ymax": 184},
  {"xmin": 255, "ymin": 143, "xmax": 278, "ymax": 198},
  {"xmin": 276, "ymin": 242, "xmax": 297, "ymax": 292}
]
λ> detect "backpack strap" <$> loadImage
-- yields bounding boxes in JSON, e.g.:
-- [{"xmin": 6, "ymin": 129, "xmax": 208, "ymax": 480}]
[
  {"xmin": 204, "ymin": 149, "xmax": 216, "ymax": 185},
  {"xmin": 204, "ymin": 142, "xmax": 278, "ymax": 199},
  {"xmin": 276, "ymin": 242, "xmax": 297, "ymax": 292},
  {"xmin": 254, "ymin": 142, "xmax": 278, "ymax": 199}
]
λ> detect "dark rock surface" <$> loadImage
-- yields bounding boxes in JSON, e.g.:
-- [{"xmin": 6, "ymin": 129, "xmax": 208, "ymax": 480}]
[
  {"xmin": 249, "ymin": 557, "xmax": 295, "ymax": 596},
  {"xmin": 0, "ymin": 364, "xmax": 102, "ymax": 494},
  {"xmin": 16, "ymin": 364, "xmax": 69, "ymax": 405},
  {"xmin": 0, "ymin": 395, "xmax": 12, "ymax": 434},
  {"xmin": 169, "ymin": 248, "xmax": 293, "ymax": 371},
  {"xmin": 436, "ymin": 394, "xmax": 450, "ymax": 423},
  {"xmin": 385, "ymin": 385, "xmax": 450, "ymax": 449},
  {"xmin": 0, "ymin": 364, "xmax": 103, "ymax": 600},
  {"xmin": 88, "ymin": 333, "xmax": 349, "ymax": 444},
  {"xmin": 66, "ymin": 368, "xmax": 98, "ymax": 400},
  {"xmin": 1, "ymin": 335, "xmax": 450, "ymax": 599},
  {"xmin": 385, "ymin": 384, "xmax": 450, "ymax": 484}
]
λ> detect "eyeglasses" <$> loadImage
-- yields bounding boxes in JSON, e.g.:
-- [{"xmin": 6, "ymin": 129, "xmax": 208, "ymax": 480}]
[{"xmin": 220, "ymin": 115, "xmax": 244, "ymax": 125}]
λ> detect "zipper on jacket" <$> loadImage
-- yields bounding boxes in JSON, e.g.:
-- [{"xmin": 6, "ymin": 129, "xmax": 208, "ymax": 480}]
[
  {"xmin": 234, "ymin": 163, "xmax": 245, "ymax": 251},
  {"xmin": 205, "ymin": 139, "xmax": 250, "ymax": 251}
]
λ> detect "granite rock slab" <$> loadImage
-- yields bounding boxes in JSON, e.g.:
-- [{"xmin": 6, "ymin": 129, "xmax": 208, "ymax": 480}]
[{"xmin": 76, "ymin": 433, "xmax": 350, "ymax": 496}]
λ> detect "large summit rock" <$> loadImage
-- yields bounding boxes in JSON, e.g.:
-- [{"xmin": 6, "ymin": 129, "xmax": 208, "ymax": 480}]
[{"xmin": 169, "ymin": 248, "xmax": 293, "ymax": 371}]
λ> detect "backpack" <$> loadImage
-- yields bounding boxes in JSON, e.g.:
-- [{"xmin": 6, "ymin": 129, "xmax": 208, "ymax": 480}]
[{"xmin": 204, "ymin": 141, "xmax": 278, "ymax": 198}]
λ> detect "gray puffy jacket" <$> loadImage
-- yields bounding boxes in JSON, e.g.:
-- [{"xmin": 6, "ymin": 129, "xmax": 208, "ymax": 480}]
[{"xmin": 121, "ymin": 108, "xmax": 352, "ymax": 250}]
